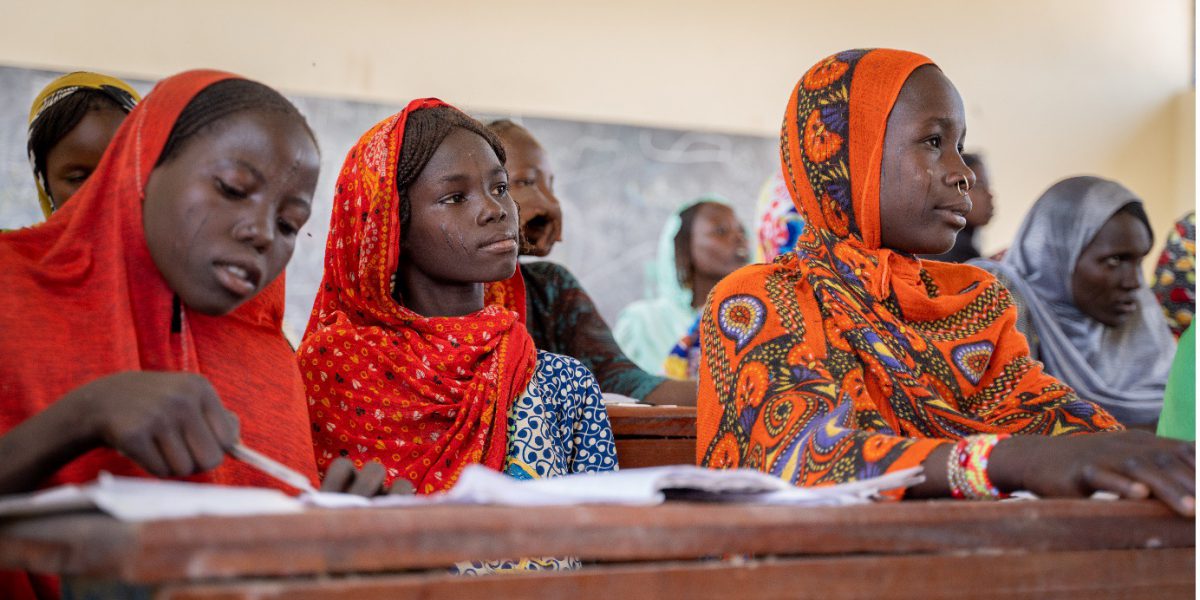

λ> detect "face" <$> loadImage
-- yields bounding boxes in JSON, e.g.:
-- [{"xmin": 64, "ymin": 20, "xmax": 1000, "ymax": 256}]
[
  {"xmin": 964, "ymin": 161, "xmax": 995, "ymax": 228},
  {"xmin": 1071, "ymin": 211, "xmax": 1152, "ymax": 327},
  {"xmin": 44, "ymin": 106, "xmax": 126, "ymax": 209},
  {"xmin": 689, "ymin": 203, "xmax": 749, "ymax": 281},
  {"xmin": 496, "ymin": 126, "xmax": 562, "ymax": 257},
  {"xmin": 878, "ymin": 66, "xmax": 975, "ymax": 254},
  {"xmin": 400, "ymin": 127, "xmax": 519, "ymax": 289},
  {"xmin": 143, "ymin": 110, "xmax": 319, "ymax": 316}
]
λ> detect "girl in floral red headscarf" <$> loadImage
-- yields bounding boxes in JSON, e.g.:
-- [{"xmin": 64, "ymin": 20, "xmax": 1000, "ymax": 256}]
[{"xmin": 300, "ymin": 100, "xmax": 616, "ymax": 510}]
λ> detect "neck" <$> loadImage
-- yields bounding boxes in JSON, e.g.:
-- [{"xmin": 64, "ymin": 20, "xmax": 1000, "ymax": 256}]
[
  {"xmin": 690, "ymin": 275, "xmax": 719, "ymax": 310},
  {"xmin": 395, "ymin": 265, "xmax": 485, "ymax": 318}
]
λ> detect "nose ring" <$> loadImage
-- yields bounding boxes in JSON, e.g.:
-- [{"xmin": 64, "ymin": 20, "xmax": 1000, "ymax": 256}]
[{"xmin": 956, "ymin": 178, "xmax": 971, "ymax": 197}]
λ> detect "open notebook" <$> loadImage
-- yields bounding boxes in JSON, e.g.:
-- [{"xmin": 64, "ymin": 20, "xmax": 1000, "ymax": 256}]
[{"xmin": 0, "ymin": 465, "xmax": 923, "ymax": 522}]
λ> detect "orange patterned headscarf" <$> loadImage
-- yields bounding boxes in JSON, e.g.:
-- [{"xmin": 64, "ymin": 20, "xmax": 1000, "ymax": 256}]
[
  {"xmin": 299, "ymin": 99, "xmax": 537, "ymax": 494},
  {"xmin": 696, "ymin": 49, "xmax": 1119, "ymax": 489}
]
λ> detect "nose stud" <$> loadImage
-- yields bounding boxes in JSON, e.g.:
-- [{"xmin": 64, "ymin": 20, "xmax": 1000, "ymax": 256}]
[{"xmin": 956, "ymin": 178, "xmax": 971, "ymax": 197}]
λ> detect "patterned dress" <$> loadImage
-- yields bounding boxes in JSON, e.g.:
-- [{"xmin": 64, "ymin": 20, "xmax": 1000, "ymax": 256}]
[
  {"xmin": 696, "ymin": 49, "xmax": 1119, "ymax": 494},
  {"xmin": 1152, "ymin": 212, "xmax": 1196, "ymax": 338}
]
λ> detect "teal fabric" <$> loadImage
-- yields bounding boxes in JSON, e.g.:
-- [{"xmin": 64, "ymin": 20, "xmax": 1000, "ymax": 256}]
[{"xmin": 1157, "ymin": 324, "xmax": 1195, "ymax": 441}]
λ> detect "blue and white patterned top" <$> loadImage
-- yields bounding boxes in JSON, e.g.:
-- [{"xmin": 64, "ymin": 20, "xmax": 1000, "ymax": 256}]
[{"xmin": 455, "ymin": 351, "xmax": 617, "ymax": 575}]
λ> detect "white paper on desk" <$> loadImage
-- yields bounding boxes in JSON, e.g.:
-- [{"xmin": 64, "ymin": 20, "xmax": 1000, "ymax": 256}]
[
  {"xmin": 0, "ymin": 473, "xmax": 309, "ymax": 522},
  {"xmin": 366, "ymin": 464, "xmax": 924, "ymax": 508}
]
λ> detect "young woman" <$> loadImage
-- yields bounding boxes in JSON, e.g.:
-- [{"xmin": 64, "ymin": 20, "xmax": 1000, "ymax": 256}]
[
  {"xmin": 697, "ymin": 49, "xmax": 1194, "ymax": 515},
  {"xmin": 486, "ymin": 120, "xmax": 696, "ymax": 404},
  {"xmin": 299, "ymin": 101, "xmax": 616, "ymax": 512},
  {"xmin": 27, "ymin": 71, "xmax": 140, "ymax": 216},
  {"xmin": 973, "ymin": 176, "xmax": 1175, "ymax": 427},
  {"xmin": 0, "ymin": 70, "xmax": 322, "ymax": 599},
  {"xmin": 615, "ymin": 198, "xmax": 749, "ymax": 376}
]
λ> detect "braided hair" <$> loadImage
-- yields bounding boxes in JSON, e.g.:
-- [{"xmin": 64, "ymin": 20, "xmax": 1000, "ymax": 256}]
[
  {"xmin": 396, "ymin": 106, "xmax": 507, "ymax": 237},
  {"xmin": 157, "ymin": 79, "xmax": 316, "ymax": 167}
]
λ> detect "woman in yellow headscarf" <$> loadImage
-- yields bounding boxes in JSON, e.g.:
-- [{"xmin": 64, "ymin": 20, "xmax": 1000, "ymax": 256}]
[{"xmin": 27, "ymin": 71, "xmax": 140, "ymax": 217}]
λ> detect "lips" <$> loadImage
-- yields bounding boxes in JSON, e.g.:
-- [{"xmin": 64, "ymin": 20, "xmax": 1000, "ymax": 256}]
[
  {"xmin": 478, "ymin": 232, "xmax": 519, "ymax": 254},
  {"xmin": 934, "ymin": 201, "xmax": 970, "ymax": 229},
  {"xmin": 213, "ymin": 258, "xmax": 262, "ymax": 298}
]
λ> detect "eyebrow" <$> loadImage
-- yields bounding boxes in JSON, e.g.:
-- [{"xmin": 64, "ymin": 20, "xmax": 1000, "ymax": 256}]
[
  {"xmin": 437, "ymin": 166, "xmax": 507, "ymax": 183},
  {"xmin": 234, "ymin": 160, "xmax": 266, "ymax": 183}
]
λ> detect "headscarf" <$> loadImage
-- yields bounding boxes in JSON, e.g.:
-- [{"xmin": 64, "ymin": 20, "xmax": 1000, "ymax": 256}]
[
  {"xmin": 697, "ymin": 49, "xmax": 1119, "ymax": 489},
  {"xmin": 614, "ymin": 196, "xmax": 727, "ymax": 375},
  {"xmin": 972, "ymin": 177, "xmax": 1174, "ymax": 425},
  {"xmin": 753, "ymin": 167, "xmax": 805, "ymax": 263},
  {"xmin": 299, "ymin": 99, "xmax": 538, "ymax": 494},
  {"xmin": 0, "ymin": 70, "xmax": 316, "ymax": 490},
  {"xmin": 1152, "ymin": 211, "xmax": 1195, "ymax": 338},
  {"xmin": 28, "ymin": 71, "xmax": 141, "ymax": 218}
]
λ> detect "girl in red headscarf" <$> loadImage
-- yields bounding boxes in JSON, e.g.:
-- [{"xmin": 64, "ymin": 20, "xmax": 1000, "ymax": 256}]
[
  {"xmin": 697, "ymin": 49, "xmax": 1194, "ymax": 514},
  {"xmin": 299, "ymin": 101, "xmax": 616, "ymax": 534},
  {"xmin": 0, "ymin": 70, "xmax": 324, "ymax": 599}
]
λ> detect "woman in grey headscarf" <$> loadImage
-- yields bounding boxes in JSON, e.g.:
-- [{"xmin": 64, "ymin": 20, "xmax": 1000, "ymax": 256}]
[{"xmin": 972, "ymin": 176, "xmax": 1175, "ymax": 427}]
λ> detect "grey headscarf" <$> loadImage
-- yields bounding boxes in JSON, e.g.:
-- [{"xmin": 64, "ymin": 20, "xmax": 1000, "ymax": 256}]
[{"xmin": 971, "ymin": 176, "xmax": 1174, "ymax": 426}]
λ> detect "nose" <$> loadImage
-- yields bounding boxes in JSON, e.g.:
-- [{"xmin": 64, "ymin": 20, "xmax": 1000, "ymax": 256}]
[
  {"xmin": 1118, "ymin": 264, "xmax": 1142, "ymax": 290},
  {"xmin": 945, "ymin": 155, "xmax": 977, "ymax": 193},
  {"xmin": 477, "ymin": 191, "xmax": 509, "ymax": 226},
  {"xmin": 233, "ymin": 202, "xmax": 275, "ymax": 253}
]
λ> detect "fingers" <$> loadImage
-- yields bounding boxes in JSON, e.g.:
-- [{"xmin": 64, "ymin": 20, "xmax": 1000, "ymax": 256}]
[
  {"xmin": 118, "ymin": 431, "xmax": 171, "ymax": 478},
  {"xmin": 321, "ymin": 457, "xmax": 356, "ymax": 492},
  {"xmin": 347, "ymin": 461, "xmax": 386, "ymax": 497},
  {"xmin": 155, "ymin": 431, "xmax": 197, "ymax": 476},
  {"xmin": 196, "ymin": 381, "xmax": 239, "ymax": 451},
  {"xmin": 319, "ymin": 458, "xmax": 391, "ymax": 497},
  {"xmin": 1118, "ymin": 455, "xmax": 1195, "ymax": 517},
  {"xmin": 1081, "ymin": 464, "xmax": 1149, "ymax": 499},
  {"xmin": 389, "ymin": 478, "xmax": 416, "ymax": 496}
]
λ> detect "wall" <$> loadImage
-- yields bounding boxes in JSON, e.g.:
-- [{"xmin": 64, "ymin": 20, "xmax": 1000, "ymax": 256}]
[{"xmin": 0, "ymin": 0, "xmax": 1193, "ymax": 325}]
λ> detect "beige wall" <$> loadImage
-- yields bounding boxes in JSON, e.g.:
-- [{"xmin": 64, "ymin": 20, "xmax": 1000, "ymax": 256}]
[{"xmin": 0, "ymin": 0, "xmax": 1193, "ymax": 256}]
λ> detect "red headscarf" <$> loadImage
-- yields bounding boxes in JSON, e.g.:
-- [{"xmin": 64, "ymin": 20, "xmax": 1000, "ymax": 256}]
[
  {"xmin": 0, "ymin": 70, "xmax": 317, "ymax": 490},
  {"xmin": 300, "ymin": 99, "xmax": 537, "ymax": 494},
  {"xmin": 696, "ymin": 50, "xmax": 1119, "ymax": 490}
]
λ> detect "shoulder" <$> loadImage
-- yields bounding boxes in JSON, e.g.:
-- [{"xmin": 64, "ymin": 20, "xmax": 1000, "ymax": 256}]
[
  {"xmin": 522, "ymin": 261, "xmax": 579, "ymax": 287},
  {"xmin": 534, "ymin": 350, "xmax": 598, "ymax": 384}
]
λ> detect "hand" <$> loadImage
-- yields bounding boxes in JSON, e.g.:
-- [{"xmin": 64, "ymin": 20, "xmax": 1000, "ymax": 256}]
[
  {"xmin": 992, "ymin": 431, "xmax": 1195, "ymax": 516},
  {"xmin": 69, "ymin": 371, "xmax": 240, "ymax": 478},
  {"xmin": 519, "ymin": 203, "xmax": 563, "ymax": 257},
  {"xmin": 320, "ymin": 457, "xmax": 416, "ymax": 497}
]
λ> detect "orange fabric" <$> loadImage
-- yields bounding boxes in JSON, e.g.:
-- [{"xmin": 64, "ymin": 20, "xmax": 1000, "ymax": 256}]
[
  {"xmin": 300, "ymin": 99, "xmax": 537, "ymax": 494},
  {"xmin": 696, "ymin": 49, "xmax": 1120, "ymax": 492},
  {"xmin": 0, "ymin": 70, "xmax": 317, "ymax": 491}
]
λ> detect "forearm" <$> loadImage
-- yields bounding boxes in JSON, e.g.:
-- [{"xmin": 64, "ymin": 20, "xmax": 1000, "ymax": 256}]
[{"xmin": 0, "ymin": 395, "xmax": 97, "ymax": 494}]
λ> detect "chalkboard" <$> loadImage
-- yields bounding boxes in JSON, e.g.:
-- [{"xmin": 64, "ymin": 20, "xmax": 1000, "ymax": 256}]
[{"xmin": 0, "ymin": 65, "xmax": 777, "ymax": 338}]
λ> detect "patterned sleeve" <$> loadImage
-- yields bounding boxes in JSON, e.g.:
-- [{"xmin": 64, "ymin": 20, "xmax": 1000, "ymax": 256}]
[
  {"xmin": 532, "ymin": 351, "xmax": 618, "ymax": 474},
  {"xmin": 695, "ymin": 275, "xmax": 944, "ymax": 494},
  {"xmin": 527, "ymin": 262, "xmax": 666, "ymax": 400}
]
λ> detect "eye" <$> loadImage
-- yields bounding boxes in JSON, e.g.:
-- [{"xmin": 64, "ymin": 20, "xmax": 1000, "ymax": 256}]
[
  {"xmin": 277, "ymin": 219, "xmax": 299, "ymax": 236},
  {"xmin": 924, "ymin": 135, "xmax": 942, "ymax": 149},
  {"xmin": 493, "ymin": 182, "xmax": 510, "ymax": 196},
  {"xmin": 514, "ymin": 178, "xmax": 535, "ymax": 188},
  {"xmin": 1103, "ymin": 256, "xmax": 1122, "ymax": 268},
  {"xmin": 438, "ymin": 193, "xmax": 467, "ymax": 205},
  {"xmin": 64, "ymin": 171, "xmax": 90, "ymax": 184},
  {"xmin": 215, "ymin": 178, "xmax": 248, "ymax": 200}
]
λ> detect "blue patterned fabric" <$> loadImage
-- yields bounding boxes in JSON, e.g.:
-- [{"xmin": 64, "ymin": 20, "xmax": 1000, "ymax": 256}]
[
  {"xmin": 455, "ymin": 351, "xmax": 617, "ymax": 575},
  {"xmin": 505, "ymin": 350, "xmax": 618, "ymax": 479}
]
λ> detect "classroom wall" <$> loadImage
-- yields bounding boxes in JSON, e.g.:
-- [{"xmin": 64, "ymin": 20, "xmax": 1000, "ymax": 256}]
[{"xmin": 0, "ymin": 0, "xmax": 1193, "ymax": 321}]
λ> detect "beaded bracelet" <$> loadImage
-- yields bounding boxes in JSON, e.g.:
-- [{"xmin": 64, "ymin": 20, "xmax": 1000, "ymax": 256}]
[{"xmin": 947, "ymin": 433, "xmax": 1011, "ymax": 500}]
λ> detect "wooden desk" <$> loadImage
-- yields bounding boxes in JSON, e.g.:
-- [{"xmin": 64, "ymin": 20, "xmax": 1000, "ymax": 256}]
[
  {"xmin": 0, "ymin": 498, "xmax": 1191, "ymax": 599},
  {"xmin": 607, "ymin": 405, "xmax": 696, "ymax": 467}
]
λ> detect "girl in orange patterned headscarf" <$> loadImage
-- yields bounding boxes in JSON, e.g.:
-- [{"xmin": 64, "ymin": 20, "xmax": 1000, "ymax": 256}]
[
  {"xmin": 697, "ymin": 49, "xmax": 1194, "ymax": 513},
  {"xmin": 299, "ymin": 100, "xmax": 616, "ymax": 511}
]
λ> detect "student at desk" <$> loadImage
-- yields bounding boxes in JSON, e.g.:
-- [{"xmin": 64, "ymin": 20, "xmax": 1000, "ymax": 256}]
[
  {"xmin": 696, "ymin": 48, "xmax": 1195, "ymax": 515},
  {"xmin": 0, "ymin": 70, "xmax": 326, "ymax": 599},
  {"xmin": 299, "ymin": 102, "xmax": 617, "ymax": 567}
]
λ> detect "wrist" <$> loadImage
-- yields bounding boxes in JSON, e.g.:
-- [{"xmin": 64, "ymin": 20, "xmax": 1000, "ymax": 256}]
[{"xmin": 987, "ymin": 435, "xmax": 1037, "ymax": 493}]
